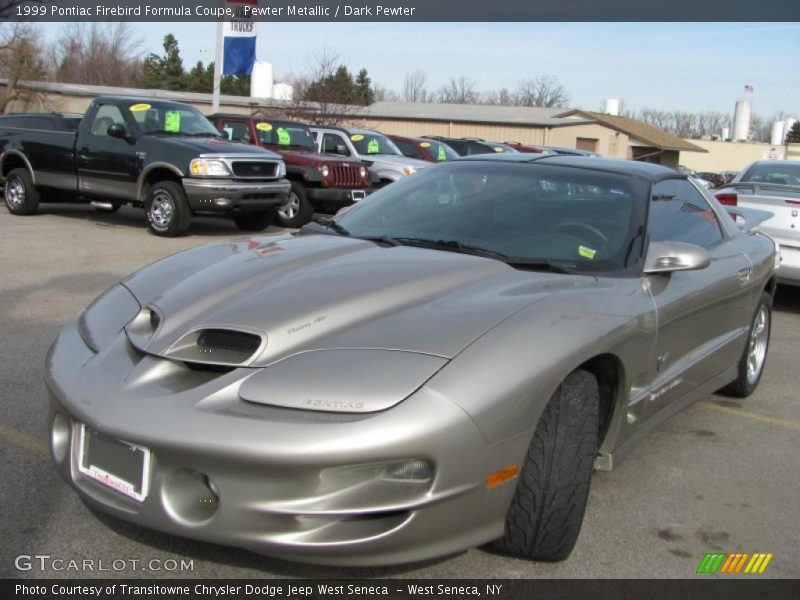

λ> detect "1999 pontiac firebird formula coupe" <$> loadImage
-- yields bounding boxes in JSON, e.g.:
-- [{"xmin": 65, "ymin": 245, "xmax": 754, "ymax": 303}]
[{"xmin": 46, "ymin": 155, "xmax": 777, "ymax": 566}]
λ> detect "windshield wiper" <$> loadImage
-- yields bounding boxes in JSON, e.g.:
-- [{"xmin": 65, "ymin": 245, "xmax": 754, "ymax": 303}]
[{"xmin": 299, "ymin": 219, "xmax": 351, "ymax": 236}]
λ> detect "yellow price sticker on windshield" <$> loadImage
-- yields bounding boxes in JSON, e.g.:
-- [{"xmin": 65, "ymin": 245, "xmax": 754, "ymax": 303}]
[
  {"xmin": 129, "ymin": 103, "xmax": 151, "ymax": 112},
  {"xmin": 578, "ymin": 246, "xmax": 597, "ymax": 260},
  {"xmin": 256, "ymin": 122, "xmax": 273, "ymax": 131},
  {"xmin": 420, "ymin": 142, "xmax": 431, "ymax": 148},
  {"xmin": 494, "ymin": 147, "xmax": 504, "ymax": 153},
  {"xmin": 351, "ymin": 134, "xmax": 365, "ymax": 141}
]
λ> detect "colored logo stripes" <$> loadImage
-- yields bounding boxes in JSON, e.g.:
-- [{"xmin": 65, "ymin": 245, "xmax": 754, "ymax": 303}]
[{"xmin": 696, "ymin": 552, "xmax": 773, "ymax": 574}]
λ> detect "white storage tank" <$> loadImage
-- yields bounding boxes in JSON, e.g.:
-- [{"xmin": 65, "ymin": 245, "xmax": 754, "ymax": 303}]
[
  {"xmin": 771, "ymin": 121, "xmax": 786, "ymax": 146},
  {"xmin": 250, "ymin": 60, "xmax": 274, "ymax": 99},
  {"xmin": 272, "ymin": 82, "xmax": 294, "ymax": 102},
  {"xmin": 722, "ymin": 126, "xmax": 730, "ymax": 140},
  {"xmin": 733, "ymin": 99, "xmax": 751, "ymax": 141},
  {"xmin": 603, "ymin": 98, "xmax": 620, "ymax": 116}
]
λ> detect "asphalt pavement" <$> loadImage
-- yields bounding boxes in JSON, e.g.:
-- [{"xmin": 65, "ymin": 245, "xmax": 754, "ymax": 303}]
[{"xmin": 0, "ymin": 205, "xmax": 798, "ymax": 579}]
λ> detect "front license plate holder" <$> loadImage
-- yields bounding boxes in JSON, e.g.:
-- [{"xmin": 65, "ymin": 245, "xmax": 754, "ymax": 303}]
[
  {"xmin": 78, "ymin": 425, "xmax": 150, "ymax": 502},
  {"xmin": 351, "ymin": 190, "xmax": 366, "ymax": 201}
]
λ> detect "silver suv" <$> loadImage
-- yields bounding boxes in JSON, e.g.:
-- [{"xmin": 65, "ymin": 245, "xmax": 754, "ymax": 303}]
[{"xmin": 310, "ymin": 126, "xmax": 429, "ymax": 186}]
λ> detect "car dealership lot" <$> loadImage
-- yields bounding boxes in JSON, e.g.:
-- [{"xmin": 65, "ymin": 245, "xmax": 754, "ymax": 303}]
[{"xmin": 0, "ymin": 206, "xmax": 798, "ymax": 579}]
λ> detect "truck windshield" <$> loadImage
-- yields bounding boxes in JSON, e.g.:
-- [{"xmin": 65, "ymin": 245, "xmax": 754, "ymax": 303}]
[
  {"xmin": 130, "ymin": 102, "xmax": 221, "ymax": 137},
  {"xmin": 350, "ymin": 133, "xmax": 403, "ymax": 156},
  {"xmin": 256, "ymin": 121, "xmax": 316, "ymax": 149}
]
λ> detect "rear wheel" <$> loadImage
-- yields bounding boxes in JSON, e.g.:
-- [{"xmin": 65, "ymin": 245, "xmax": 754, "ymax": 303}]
[
  {"xmin": 492, "ymin": 369, "xmax": 599, "ymax": 562},
  {"xmin": 232, "ymin": 210, "xmax": 273, "ymax": 231},
  {"xmin": 719, "ymin": 292, "xmax": 772, "ymax": 398},
  {"xmin": 145, "ymin": 181, "xmax": 192, "ymax": 237},
  {"xmin": 275, "ymin": 181, "xmax": 314, "ymax": 228},
  {"xmin": 4, "ymin": 168, "xmax": 40, "ymax": 215}
]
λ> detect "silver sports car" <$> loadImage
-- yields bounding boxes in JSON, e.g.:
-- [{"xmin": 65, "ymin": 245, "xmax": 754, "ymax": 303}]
[{"xmin": 46, "ymin": 155, "xmax": 778, "ymax": 566}]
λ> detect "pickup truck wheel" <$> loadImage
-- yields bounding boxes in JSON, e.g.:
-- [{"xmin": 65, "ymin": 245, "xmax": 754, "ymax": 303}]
[
  {"xmin": 491, "ymin": 370, "xmax": 599, "ymax": 562},
  {"xmin": 232, "ymin": 210, "xmax": 273, "ymax": 231},
  {"xmin": 275, "ymin": 182, "xmax": 313, "ymax": 228},
  {"xmin": 719, "ymin": 292, "xmax": 772, "ymax": 398},
  {"xmin": 4, "ymin": 168, "xmax": 40, "ymax": 216},
  {"xmin": 145, "ymin": 181, "xmax": 192, "ymax": 237}
]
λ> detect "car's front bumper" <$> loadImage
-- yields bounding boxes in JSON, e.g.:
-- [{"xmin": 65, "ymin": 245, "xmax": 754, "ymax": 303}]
[
  {"xmin": 773, "ymin": 237, "xmax": 800, "ymax": 286},
  {"xmin": 45, "ymin": 318, "xmax": 526, "ymax": 566},
  {"xmin": 306, "ymin": 187, "xmax": 370, "ymax": 207},
  {"xmin": 182, "ymin": 178, "xmax": 291, "ymax": 212}
]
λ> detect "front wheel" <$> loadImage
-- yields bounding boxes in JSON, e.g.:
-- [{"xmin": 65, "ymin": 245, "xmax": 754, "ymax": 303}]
[
  {"xmin": 232, "ymin": 210, "xmax": 273, "ymax": 231},
  {"xmin": 144, "ymin": 181, "xmax": 192, "ymax": 237},
  {"xmin": 275, "ymin": 181, "xmax": 314, "ymax": 228},
  {"xmin": 718, "ymin": 292, "xmax": 772, "ymax": 398},
  {"xmin": 491, "ymin": 369, "xmax": 599, "ymax": 562},
  {"xmin": 4, "ymin": 168, "xmax": 40, "ymax": 215}
]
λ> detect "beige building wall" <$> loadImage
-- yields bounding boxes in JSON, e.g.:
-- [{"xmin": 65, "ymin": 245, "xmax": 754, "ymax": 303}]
[{"xmin": 679, "ymin": 139, "xmax": 797, "ymax": 171}]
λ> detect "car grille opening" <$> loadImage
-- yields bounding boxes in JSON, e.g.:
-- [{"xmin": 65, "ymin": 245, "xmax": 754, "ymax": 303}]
[
  {"xmin": 231, "ymin": 161, "xmax": 278, "ymax": 178},
  {"xmin": 197, "ymin": 329, "xmax": 261, "ymax": 354},
  {"xmin": 330, "ymin": 164, "xmax": 363, "ymax": 187},
  {"xmin": 183, "ymin": 361, "xmax": 236, "ymax": 374}
]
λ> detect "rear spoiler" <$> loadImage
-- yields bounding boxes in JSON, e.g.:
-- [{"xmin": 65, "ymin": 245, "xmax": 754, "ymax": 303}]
[
  {"xmin": 724, "ymin": 206, "xmax": 773, "ymax": 232},
  {"xmin": 716, "ymin": 182, "xmax": 800, "ymax": 196}
]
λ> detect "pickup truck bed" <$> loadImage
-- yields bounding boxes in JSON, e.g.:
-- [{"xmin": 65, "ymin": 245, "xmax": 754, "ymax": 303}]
[{"xmin": 0, "ymin": 97, "xmax": 290, "ymax": 236}]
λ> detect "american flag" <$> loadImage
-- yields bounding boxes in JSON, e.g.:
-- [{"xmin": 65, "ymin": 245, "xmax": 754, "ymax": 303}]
[{"xmin": 744, "ymin": 84, "xmax": 754, "ymax": 93}]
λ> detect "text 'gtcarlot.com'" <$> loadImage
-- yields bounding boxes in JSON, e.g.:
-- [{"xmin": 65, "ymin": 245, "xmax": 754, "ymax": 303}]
[{"xmin": 13, "ymin": 554, "xmax": 194, "ymax": 572}]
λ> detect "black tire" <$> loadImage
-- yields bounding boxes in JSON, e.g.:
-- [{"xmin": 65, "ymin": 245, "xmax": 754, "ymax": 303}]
[
  {"xmin": 275, "ymin": 181, "xmax": 314, "ymax": 228},
  {"xmin": 3, "ymin": 168, "xmax": 40, "ymax": 215},
  {"xmin": 144, "ymin": 181, "xmax": 192, "ymax": 237},
  {"xmin": 718, "ymin": 292, "xmax": 772, "ymax": 398},
  {"xmin": 492, "ymin": 370, "xmax": 599, "ymax": 562},
  {"xmin": 232, "ymin": 210, "xmax": 274, "ymax": 231}
]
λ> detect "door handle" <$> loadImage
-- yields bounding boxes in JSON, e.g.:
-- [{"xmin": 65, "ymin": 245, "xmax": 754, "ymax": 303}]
[{"xmin": 737, "ymin": 267, "xmax": 752, "ymax": 283}]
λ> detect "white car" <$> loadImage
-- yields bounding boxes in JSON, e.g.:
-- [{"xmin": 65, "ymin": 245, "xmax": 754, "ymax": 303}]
[{"xmin": 714, "ymin": 160, "xmax": 800, "ymax": 285}]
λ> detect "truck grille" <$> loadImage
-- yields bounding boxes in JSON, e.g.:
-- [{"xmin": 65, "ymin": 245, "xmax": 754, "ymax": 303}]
[
  {"xmin": 330, "ymin": 164, "xmax": 364, "ymax": 188},
  {"xmin": 231, "ymin": 161, "xmax": 279, "ymax": 178}
]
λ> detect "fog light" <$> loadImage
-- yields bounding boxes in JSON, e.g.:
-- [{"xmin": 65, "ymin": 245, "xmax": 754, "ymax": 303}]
[
  {"xmin": 381, "ymin": 459, "xmax": 434, "ymax": 482},
  {"xmin": 162, "ymin": 468, "xmax": 219, "ymax": 525}
]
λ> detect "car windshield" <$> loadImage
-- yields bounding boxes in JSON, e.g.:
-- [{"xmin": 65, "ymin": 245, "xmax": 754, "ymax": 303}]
[
  {"xmin": 740, "ymin": 162, "xmax": 800, "ymax": 187},
  {"xmin": 423, "ymin": 140, "xmax": 460, "ymax": 161},
  {"xmin": 256, "ymin": 121, "xmax": 316, "ymax": 149},
  {"xmin": 131, "ymin": 102, "xmax": 221, "ymax": 137},
  {"xmin": 350, "ymin": 132, "xmax": 403, "ymax": 156},
  {"xmin": 334, "ymin": 161, "xmax": 647, "ymax": 273}
]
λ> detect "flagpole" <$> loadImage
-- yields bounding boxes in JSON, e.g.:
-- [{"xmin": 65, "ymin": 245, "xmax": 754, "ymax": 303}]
[{"xmin": 212, "ymin": 19, "xmax": 224, "ymax": 113}]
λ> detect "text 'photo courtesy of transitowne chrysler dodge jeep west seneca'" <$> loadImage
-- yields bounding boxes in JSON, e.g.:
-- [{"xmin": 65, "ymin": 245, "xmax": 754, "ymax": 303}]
[{"xmin": 0, "ymin": 97, "xmax": 292, "ymax": 236}]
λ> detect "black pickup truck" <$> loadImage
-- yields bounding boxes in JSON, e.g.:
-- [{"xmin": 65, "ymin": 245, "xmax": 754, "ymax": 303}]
[{"xmin": 0, "ymin": 97, "xmax": 291, "ymax": 236}]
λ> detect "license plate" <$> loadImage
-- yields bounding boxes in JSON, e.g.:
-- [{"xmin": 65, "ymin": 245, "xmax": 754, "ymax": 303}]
[
  {"xmin": 351, "ymin": 190, "xmax": 366, "ymax": 201},
  {"xmin": 78, "ymin": 425, "xmax": 151, "ymax": 502}
]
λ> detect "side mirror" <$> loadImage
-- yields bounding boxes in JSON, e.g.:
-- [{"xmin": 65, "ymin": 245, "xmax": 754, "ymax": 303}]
[
  {"xmin": 644, "ymin": 241, "xmax": 711, "ymax": 274},
  {"xmin": 334, "ymin": 144, "xmax": 349, "ymax": 156},
  {"xmin": 107, "ymin": 123, "xmax": 130, "ymax": 140}
]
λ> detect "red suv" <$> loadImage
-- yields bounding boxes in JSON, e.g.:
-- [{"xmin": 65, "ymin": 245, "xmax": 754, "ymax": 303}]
[{"xmin": 210, "ymin": 114, "xmax": 371, "ymax": 227}]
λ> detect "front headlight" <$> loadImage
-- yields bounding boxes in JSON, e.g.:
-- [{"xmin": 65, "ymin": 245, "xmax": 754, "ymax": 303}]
[
  {"xmin": 189, "ymin": 159, "xmax": 231, "ymax": 177},
  {"xmin": 359, "ymin": 166, "xmax": 368, "ymax": 178},
  {"xmin": 402, "ymin": 166, "xmax": 416, "ymax": 176},
  {"xmin": 277, "ymin": 161, "xmax": 287, "ymax": 177},
  {"xmin": 78, "ymin": 284, "xmax": 141, "ymax": 352},
  {"xmin": 317, "ymin": 164, "xmax": 329, "ymax": 177}
]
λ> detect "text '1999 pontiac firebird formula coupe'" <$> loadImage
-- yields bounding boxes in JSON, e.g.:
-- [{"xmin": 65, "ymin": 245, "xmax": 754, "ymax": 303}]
[{"xmin": 46, "ymin": 155, "xmax": 778, "ymax": 566}]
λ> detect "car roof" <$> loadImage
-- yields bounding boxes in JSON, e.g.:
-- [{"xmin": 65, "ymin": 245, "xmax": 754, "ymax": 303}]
[{"xmin": 457, "ymin": 154, "xmax": 684, "ymax": 180}]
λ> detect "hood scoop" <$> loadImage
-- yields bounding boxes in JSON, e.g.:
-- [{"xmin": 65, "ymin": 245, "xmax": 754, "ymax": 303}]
[{"xmin": 163, "ymin": 327, "xmax": 265, "ymax": 367}]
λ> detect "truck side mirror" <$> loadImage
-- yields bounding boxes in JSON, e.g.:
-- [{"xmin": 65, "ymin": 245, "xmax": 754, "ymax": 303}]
[{"xmin": 107, "ymin": 123, "xmax": 130, "ymax": 140}]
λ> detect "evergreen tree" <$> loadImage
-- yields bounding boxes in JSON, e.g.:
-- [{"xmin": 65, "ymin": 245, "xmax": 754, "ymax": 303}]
[
  {"xmin": 142, "ymin": 34, "xmax": 186, "ymax": 91},
  {"xmin": 355, "ymin": 68, "xmax": 375, "ymax": 105},
  {"xmin": 786, "ymin": 121, "xmax": 800, "ymax": 144}
]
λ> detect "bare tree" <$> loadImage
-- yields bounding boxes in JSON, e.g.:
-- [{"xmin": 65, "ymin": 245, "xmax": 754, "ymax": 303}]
[
  {"xmin": 436, "ymin": 75, "xmax": 479, "ymax": 104},
  {"xmin": 0, "ymin": 23, "xmax": 45, "ymax": 112},
  {"xmin": 402, "ymin": 70, "xmax": 428, "ymax": 103},
  {"xmin": 514, "ymin": 76, "xmax": 569, "ymax": 108},
  {"xmin": 482, "ymin": 88, "xmax": 515, "ymax": 106},
  {"xmin": 51, "ymin": 23, "xmax": 143, "ymax": 87},
  {"xmin": 372, "ymin": 82, "xmax": 397, "ymax": 102}
]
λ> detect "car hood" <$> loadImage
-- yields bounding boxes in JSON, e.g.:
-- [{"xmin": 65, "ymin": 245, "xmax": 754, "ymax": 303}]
[
  {"xmin": 362, "ymin": 154, "xmax": 430, "ymax": 169},
  {"xmin": 270, "ymin": 147, "xmax": 359, "ymax": 166},
  {"xmin": 152, "ymin": 135, "xmax": 281, "ymax": 158},
  {"xmin": 123, "ymin": 234, "xmax": 598, "ymax": 366}
]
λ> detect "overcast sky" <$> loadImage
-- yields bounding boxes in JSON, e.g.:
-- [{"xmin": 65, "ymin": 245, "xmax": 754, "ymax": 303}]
[{"xmin": 39, "ymin": 22, "xmax": 800, "ymax": 117}]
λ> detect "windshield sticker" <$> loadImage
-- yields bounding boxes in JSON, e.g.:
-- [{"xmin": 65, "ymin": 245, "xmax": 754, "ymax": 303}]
[
  {"xmin": 578, "ymin": 246, "xmax": 597, "ymax": 260},
  {"xmin": 419, "ymin": 142, "xmax": 431, "ymax": 148},
  {"xmin": 367, "ymin": 138, "xmax": 380, "ymax": 154},
  {"xmin": 164, "ymin": 111, "xmax": 181, "ymax": 133},
  {"xmin": 256, "ymin": 122, "xmax": 272, "ymax": 132},
  {"xmin": 351, "ymin": 134, "xmax": 365, "ymax": 141},
  {"xmin": 276, "ymin": 127, "xmax": 291, "ymax": 145},
  {"xmin": 493, "ymin": 146, "xmax": 504, "ymax": 153},
  {"xmin": 129, "ymin": 103, "xmax": 151, "ymax": 112},
  {"xmin": 437, "ymin": 146, "xmax": 447, "ymax": 161}
]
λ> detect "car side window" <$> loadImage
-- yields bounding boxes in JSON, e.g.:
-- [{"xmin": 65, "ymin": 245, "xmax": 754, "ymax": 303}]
[
  {"xmin": 90, "ymin": 104, "xmax": 125, "ymax": 137},
  {"xmin": 648, "ymin": 179, "xmax": 724, "ymax": 249},
  {"xmin": 394, "ymin": 139, "xmax": 424, "ymax": 160},
  {"xmin": 321, "ymin": 133, "xmax": 349, "ymax": 156},
  {"xmin": 221, "ymin": 120, "xmax": 251, "ymax": 143}
]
